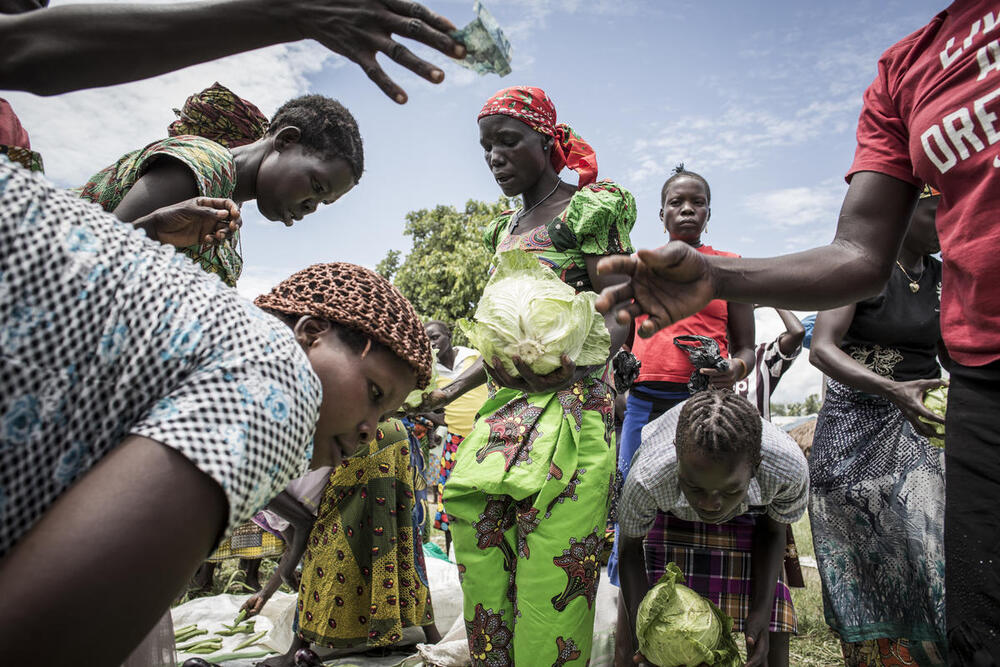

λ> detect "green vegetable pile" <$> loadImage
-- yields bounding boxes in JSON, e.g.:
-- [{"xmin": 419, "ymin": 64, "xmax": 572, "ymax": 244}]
[
  {"xmin": 636, "ymin": 563, "xmax": 742, "ymax": 667},
  {"xmin": 173, "ymin": 611, "xmax": 272, "ymax": 663},
  {"xmin": 919, "ymin": 385, "xmax": 947, "ymax": 448},
  {"xmin": 460, "ymin": 249, "xmax": 610, "ymax": 378}
]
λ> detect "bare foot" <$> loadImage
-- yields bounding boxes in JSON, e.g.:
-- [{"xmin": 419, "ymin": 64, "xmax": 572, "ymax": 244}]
[{"xmin": 190, "ymin": 562, "xmax": 215, "ymax": 592}]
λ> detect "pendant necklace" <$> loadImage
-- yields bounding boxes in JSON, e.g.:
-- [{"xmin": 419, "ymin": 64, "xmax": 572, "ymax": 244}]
[
  {"xmin": 509, "ymin": 180, "xmax": 562, "ymax": 233},
  {"xmin": 896, "ymin": 259, "xmax": 924, "ymax": 293}
]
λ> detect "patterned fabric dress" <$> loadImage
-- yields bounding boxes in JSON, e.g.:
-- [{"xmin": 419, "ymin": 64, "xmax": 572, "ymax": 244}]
[
  {"xmin": 77, "ymin": 135, "xmax": 243, "ymax": 286},
  {"xmin": 810, "ymin": 261, "xmax": 946, "ymax": 666},
  {"xmin": 296, "ymin": 419, "xmax": 435, "ymax": 649},
  {"xmin": 443, "ymin": 180, "xmax": 635, "ymax": 667},
  {"xmin": 0, "ymin": 160, "xmax": 321, "ymax": 556}
]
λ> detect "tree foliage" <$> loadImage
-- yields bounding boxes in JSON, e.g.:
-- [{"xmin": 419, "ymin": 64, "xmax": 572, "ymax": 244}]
[
  {"xmin": 771, "ymin": 393, "xmax": 822, "ymax": 417},
  {"xmin": 379, "ymin": 197, "xmax": 513, "ymax": 340}
]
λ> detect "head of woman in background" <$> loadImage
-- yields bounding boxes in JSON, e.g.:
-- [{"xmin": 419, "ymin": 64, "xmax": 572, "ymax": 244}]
[
  {"xmin": 476, "ymin": 86, "xmax": 598, "ymax": 200},
  {"xmin": 674, "ymin": 390, "xmax": 763, "ymax": 523},
  {"xmin": 255, "ymin": 262, "xmax": 433, "ymax": 467},
  {"xmin": 661, "ymin": 164, "xmax": 711, "ymax": 246},
  {"xmin": 245, "ymin": 95, "xmax": 364, "ymax": 227}
]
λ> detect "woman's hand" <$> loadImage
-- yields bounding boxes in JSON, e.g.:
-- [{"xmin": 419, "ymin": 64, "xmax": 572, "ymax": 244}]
[
  {"xmin": 743, "ymin": 609, "xmax": 771, "ymax": 667},
  {"xmin": 886, "ymin": 378, "xmax": 946, "ymax": 438},
  {"xmin": 290, "ymin": 0, "xmax": 466, "ymax": 104},
  {"xmin": 595, "ymin": 242, "xmax": 715, "ymax": 339},
  {"xmin": 413, "ymin": 389, "xmax": 450, "ymax": 413},
  {"xmin": 240, "ymin": 591, "xmax": 269, "ymax": 618},
  {"xmin": 485, "ymin": 354, "xmax": 588, "ymax": 395},
  {"xmin": 136, "ymin": 197, "xmax": 241, "ymax": 248},
  {"xmin": 700, "ymin": 358, "xmax": 746, "ymax": 389}
]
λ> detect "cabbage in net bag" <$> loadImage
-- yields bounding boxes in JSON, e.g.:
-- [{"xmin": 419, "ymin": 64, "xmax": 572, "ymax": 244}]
[{"xmin": 459, "ymin": 249, "xmax": 610, "ymax": 378}]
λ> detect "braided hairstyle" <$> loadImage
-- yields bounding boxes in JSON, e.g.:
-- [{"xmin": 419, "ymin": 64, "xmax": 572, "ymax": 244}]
[
  {"xmin": 675, "ymin": 389, "xmax": 762, "ymax": 468},
  {"xmin": 254, "ymin": 263, "xmax": 433, "ymax": 389},
  {"xmin": 268, "ymin": 95, "xmax": 364, "ymax": 182},
  {"xmin": 660, "ymin": 162, "xmax": 711, "ymax": 205}
]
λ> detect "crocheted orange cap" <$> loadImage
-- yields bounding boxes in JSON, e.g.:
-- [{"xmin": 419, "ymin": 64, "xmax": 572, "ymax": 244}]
[{"xmin": 254, "ymin": 263, "xmax": 433, "ymax": 389}]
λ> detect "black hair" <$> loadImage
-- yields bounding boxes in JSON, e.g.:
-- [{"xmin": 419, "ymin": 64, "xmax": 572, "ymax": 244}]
[
  {"xmin": 424, "ymin": 320, "xmax": 451, "ymax": 334},
  {"xmin": 675, "ymin": 390, "xmax": 762, "ymax": 468},
  {"xmin": 264, "ymin": 312, "xmax": 370, "ymax": 355},
  {"xmin": 660, "ymin": 163, "xmax": 711, "ymax": 205},
  {"xmin": 268, "ymin": 95, "xmax": 364, "ymax": 182}
]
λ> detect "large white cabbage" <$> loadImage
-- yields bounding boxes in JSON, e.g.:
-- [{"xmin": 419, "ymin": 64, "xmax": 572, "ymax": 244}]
[
  {"xmin": 460, "ymin": 249, "xmax": 610, "ymax": 378},
  {"xmin": 636, "ymin": 563, "xmax": 742, "ymax": 667}
]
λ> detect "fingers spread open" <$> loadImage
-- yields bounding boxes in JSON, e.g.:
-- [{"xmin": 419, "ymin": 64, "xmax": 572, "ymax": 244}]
[
  {"xmin": 384, "ymin": 11, "xmax": 462, "ymax": 57},
  {"xmin": 381, "ymin": 0, "xmax": 459, "ymax": 34},
  {"xmin": 595, "ymin": 281, "xmax": 635, "ymax": 313},
  {"xmin": 354, "ymin": 53, "xmax": 407, "ymax": 103},
  {"xmin": 378, "ymin": 36, "xmax": 443, "ymax": 82}
]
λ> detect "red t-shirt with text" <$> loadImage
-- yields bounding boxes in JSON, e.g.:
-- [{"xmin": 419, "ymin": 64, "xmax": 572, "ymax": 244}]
[
  {"xmin": 849, "ymin": 1, "xmax": 1000, "ymax": 366},
  {"xmin": 632, "ymin": 244, "xmax": 738, "ymax": 383}
]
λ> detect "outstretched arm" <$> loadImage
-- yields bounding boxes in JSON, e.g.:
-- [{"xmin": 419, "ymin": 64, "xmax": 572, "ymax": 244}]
[
  {"xmin": 775, "ymin": 309, "xmax": 806, "ymax": 356},
  {"xmin": 0, "ymin": 0, "xmax": 464, "ymax": 102},
  {"xmin": 596, "ymin": 172, "xmax": 918, "ymax": 337},
  {"xmin": 0, "ymin": 435, "xmax": 227, "ymax": 666}
]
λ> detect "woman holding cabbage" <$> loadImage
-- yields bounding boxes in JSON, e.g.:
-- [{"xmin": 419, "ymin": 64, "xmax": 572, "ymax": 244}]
[{"xmin": 427, "ymin": 86, "xmax": 635, "ymax": 666}]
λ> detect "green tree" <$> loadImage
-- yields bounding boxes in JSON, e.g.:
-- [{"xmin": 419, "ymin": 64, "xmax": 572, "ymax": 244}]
[
  {"xmin": 803, "ymin": 393, "xmax": 822, "ymax": 414},
  {"xmin": 380, "ymin": 197, "xmax": 513, "ymax": 340}
]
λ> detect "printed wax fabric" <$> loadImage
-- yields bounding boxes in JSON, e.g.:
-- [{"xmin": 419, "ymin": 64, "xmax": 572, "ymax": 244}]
[
  {"xmin": 296, "ymin": 419, "xmax": 434, "ymax": 649},
  {"xmin": 444, "ymin": 180, "xmax": 635, "ymax": 666},
  {"xmin": 168, "ymin": 82, "xmax": 269, "ymax": 148},
  {"xmin": 0, "ymin": 161, "xmax": 320, "ymax": 557},
  {"xmin": 840, "ymin": 257, "xmax": 942, "ymax": 382},
  {"xmin": 77, "ymin": 135, "xmax": 243, "ymax": 286},
  {"xmin": 478, "ymin": 86, "xmax": 598, "ymax": 188},
  {"xmin": 0, "ymin": 100, "xmax": 43, "ymax": 173},
  {"xmin": 848, "ymin": 1, "xmax": 1000, "ymax": 367},
  {"xmin": 809, "ymin": 379, "xmax": 946, "ymax": 662},
  {"xmin": 434, "ymin": 432, "xmax": 463, "ymax": 532},
  {"xmin": 644, "ymin": 513, "xmax": 797, "ymax": 634},
  {"xmin": 205, "ymin": 521, "xmax": 284, "ymax": 562}
]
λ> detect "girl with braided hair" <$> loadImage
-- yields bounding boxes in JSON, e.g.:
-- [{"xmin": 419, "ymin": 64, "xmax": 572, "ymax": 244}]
[
  {"xmin": 0, "ymin": 165, "xmax": 434, "ymax": 665},
  {"xmin": 617, "ymin": 390, "xmax": 809, "ymax": 667}
]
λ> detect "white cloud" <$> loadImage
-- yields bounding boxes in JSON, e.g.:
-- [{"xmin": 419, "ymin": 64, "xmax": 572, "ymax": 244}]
[
  {"xmin": 741, "ymin": 179, "xmax": 845, "ymax": 250},
  {"xmin": 753, "ymin": 308, "xmax": 824, "ymax": 404}
]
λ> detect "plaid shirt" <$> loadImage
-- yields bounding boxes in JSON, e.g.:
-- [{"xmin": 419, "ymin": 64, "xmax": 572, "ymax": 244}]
[{"xmin": 618, "ymin": 401, "xmax": 809, "ymax": 538}]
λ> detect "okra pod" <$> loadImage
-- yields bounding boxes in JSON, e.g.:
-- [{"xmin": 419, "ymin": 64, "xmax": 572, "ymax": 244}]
[{"xmin": 232, "ymin": 630, "xmax": 268, "ymax": 651}]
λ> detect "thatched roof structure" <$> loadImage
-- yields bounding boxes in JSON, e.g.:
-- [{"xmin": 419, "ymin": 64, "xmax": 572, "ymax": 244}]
[{"xmin": 787, "ymin": 418, "xmax": 816, "ymax": 459}]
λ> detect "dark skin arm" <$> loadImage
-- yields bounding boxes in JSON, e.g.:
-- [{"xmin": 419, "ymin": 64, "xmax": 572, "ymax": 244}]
[
  {"xmin": 775, "ymin": 309, "xmax": 806, "ymax": 356},
  {"xmin": 112, "ymin": 159, "xmax": 202, "ymax": 223},
  {"xmin": 744, "ymin": 515, "xmax": 787, "ymax": 667},
  {"xmin": 0, "ymin": 435, "xmax": 227, "ymax": 667},
  {"xmin": 240, "ymin": 491, "xmax": 316, "ymax": 616},
  {"xmin": 619, "ymin": 533, "xmax": 652, "ymax": 666},
  {"xmin": 809, "ymin": 304, "xmax": 944, "ymax": 437},
  {"xmin": 132, "ymin": 196, "xmax": 242, "ymax": 248},
  {"xmin": 0, "ymin": 0, "xmax": 465, "ymax": 103},
  {"xmin": 701, "ymin": 302, "xmax": 755, "ymax": 388},
  {"xmin": 596, "ymin": 172, "xmax": 918, "ymax": 337}
]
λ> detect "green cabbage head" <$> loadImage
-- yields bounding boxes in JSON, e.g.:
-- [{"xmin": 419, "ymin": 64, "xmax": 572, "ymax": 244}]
[
  {"xmin": 919, "ymin": 385, "xmax": 947, "ymax": 448},
  {"xmin": 636, "ymin": 563, "xmax": 743, "ymax": 667},
  {"xmin": 459, "ymin": 249, "xmax": 610, "ymax": 378},
  {"xmin": 403, "ymin": 346, "xmax": 439, "ymax": 410}
]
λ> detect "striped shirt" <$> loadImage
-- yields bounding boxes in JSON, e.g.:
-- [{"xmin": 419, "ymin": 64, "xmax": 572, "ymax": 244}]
[
  {"xmin": 733, "ymin": 338, "xmax": 801, "ymax": 422},
  {"xmin": 618, "ymin": 401, "xmax": 809, "ymax": 538}
]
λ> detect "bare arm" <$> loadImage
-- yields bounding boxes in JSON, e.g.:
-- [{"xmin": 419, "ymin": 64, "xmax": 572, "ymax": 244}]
[
  {"xmin": 775, "ymin": 309, "xmax": 806, "ymax": 356},
  {"xmin": 112, "ymin": 160, "xmax": 201, "ymax": 224},
  {"xmin": 619, "ymin": 534, "xmax": 652, "ymax": 665},
  {"xmin": 0, "ymin": 0, "xmax": 464, "ymax": 102},
  {"xmin": 744, "ymin": 515, "xmax": 787, "ymax": 666},
  {"xmin": 596, "ymin": 172, "xmax": 918, "ymax": 337},
  {"xmin": 701, "ymin": 301, "xmax": 755, "ymax": 388},
  {"xmin": 0, "ymin": 435, "xmax": 227, "ymax": 666},
  {"xmin": 810, "ymin": 304, "xmax": 944, "ymax": 435}
]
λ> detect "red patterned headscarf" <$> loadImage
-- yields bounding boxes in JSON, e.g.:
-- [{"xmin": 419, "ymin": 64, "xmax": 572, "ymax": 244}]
[{"xmin": 478, "ymin": 86, "xmax": 598, "ymax": 188}]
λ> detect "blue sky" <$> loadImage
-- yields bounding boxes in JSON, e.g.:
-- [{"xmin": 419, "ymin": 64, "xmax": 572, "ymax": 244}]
[{"xmin": 7, "ymin": 0, "xmax": 947, "ymax": 402}]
